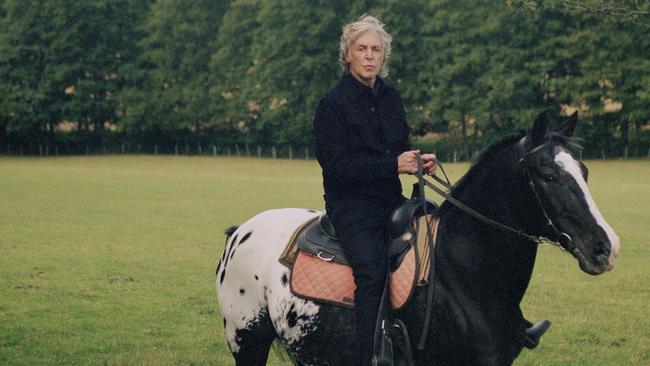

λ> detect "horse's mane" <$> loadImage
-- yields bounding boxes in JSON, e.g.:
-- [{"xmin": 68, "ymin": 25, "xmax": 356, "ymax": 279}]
[
  {"xmin": 438, "ymin": 133, "xmax": 525, "ymax": 215},
  {"xmin": 438, "ymin": 131, "xmax": 581, "ymax": 215}
]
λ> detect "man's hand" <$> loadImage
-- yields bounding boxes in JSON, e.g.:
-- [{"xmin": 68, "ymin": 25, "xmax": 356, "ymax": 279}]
[
  {"xmin": 397, "ymin": 150, "xmax": 420, "ymax": 174},
  {"xmin": 421, "ymin": 153, "xmax": 437, "ymax": 176}
]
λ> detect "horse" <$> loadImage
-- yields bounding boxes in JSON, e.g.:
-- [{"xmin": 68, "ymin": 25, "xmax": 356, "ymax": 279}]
[{"xmin": 215, "ymin": 111, "xmax": 620, "ymax": 366}]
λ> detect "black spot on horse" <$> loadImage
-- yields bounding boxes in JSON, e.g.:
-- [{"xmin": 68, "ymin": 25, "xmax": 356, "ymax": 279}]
[
  {"xmin": 240, "ymin": 288, "xmax": 246, "ymax": 296},
  {"xmin": 220, "ymin": 269, "xmax": 226, "ymax": 284},
  {"xmin": 281, "ymin": 273, "xmax": 288, "ymax": 287},
  {"xmin": 223, "ymin": 318, "xmax": 227, "ymax": 328},
  {"xmin": 254, "ymin": 275, "xmax": 259, "ymax": 281},
  {"xmin": 239, "ymin": 231, "xmax": 253, "ymax": 245},
  {"xmin": 287, "ymin": 308, "xmax": 298, "ymax": 328}
]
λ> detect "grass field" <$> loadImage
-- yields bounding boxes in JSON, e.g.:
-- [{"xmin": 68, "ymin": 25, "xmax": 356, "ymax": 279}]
[{"xmin": 1, "ymin": 156, "xmax": 648, "ymax": 365}]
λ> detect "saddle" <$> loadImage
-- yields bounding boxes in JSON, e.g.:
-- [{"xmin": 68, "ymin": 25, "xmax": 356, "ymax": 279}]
[{"xmin": 279, "ymin": 198, "xmax": 440, "ymax": 310}]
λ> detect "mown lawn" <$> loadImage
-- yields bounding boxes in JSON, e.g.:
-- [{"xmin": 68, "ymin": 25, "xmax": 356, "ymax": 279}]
[{"xmin": 0, "ymin": 156, "xmax": 648, "ymax": 365}]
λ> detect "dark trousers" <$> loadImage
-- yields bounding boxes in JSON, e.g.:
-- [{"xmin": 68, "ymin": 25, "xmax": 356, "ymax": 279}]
[{"xmin": 336, "ymin": 219, "xmax": 390, "ymax": 366}]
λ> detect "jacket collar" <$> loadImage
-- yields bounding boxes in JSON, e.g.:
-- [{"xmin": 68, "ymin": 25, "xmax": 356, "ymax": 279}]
[{"xmin": 339, "ymin": 72, "xmax": 384, "ymax": 101}]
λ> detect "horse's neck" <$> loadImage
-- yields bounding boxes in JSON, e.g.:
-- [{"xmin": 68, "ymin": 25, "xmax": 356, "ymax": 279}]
[{"xmin": 437, "ymin": 171, "xmax": 538, "ymax": 306}]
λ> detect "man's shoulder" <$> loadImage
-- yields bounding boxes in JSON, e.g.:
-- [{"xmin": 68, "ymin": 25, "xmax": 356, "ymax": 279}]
[
  {"xmin": 380, "ymin": 81, "xmax": 401, "ymax": 99},
  {"xmin": 319, "ymin": 82, "xmax": 346, "ymax": 108}
]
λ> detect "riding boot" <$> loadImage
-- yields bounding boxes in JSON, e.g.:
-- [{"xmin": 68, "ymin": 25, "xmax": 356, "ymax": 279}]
[{"xmin": 524, "ymin": 319, "xmax": 551, "ymax": 349}]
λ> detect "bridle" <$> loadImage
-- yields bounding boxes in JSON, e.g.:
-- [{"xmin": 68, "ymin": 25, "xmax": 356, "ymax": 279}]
[{"xmin": 517, "ymin": 137, "xmax": 575, "ymax": 251}]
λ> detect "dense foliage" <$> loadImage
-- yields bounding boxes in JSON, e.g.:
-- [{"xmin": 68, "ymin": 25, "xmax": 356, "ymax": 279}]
[{"xmin": 0, "ymin": 0, "xmax": 648, "ymax": 158}]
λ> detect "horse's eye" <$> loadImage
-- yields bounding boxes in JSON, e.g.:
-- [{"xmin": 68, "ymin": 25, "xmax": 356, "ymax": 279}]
[{"xmin": 543, "ymin": 174, "xmax": 557, "ymax": 182}]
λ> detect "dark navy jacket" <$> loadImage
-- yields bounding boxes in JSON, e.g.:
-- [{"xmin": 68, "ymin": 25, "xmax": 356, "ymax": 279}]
[{"xmin": 314, "ymin": 73, "xmax": 410, "ymax": 231}]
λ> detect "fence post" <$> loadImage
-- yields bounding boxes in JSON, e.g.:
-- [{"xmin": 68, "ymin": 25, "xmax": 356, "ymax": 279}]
[
  {"xmin": 257, "ymin": 145, "xmax": 261, "ymax": 158},
  {"xmin": 227, "ymin": 147, "xmax": 231, "ymax": 157},
  {"xmin": 20, "ymin": 146, "xmax": 24, "ymax": 156},
  {"xmin": 245, "ymin": 144, "xmax": 250, "ymax": 157},
  {"xmin": 453, "ymin": 150, "xmax": 458, "ymax": 163},
  {"xmin": 45, "ymin": 144, "xmax": 50, "ymax": 157},
  {"xmin": 624, "ymin": 147, "xmax": 628, "ymax": 160},
  {"xmin": 304, "ymin": 147, "xmax": 309, "ymax": 159},
  {"xmin": 235, "ymin": 144, "xmax": 241, "ymax": 156},
  {"xmin": 289, "ymin": 147, "xmax": 293, "ymax": 160},
  {"xmin": 212, "ymin": 144, "xmax": 217, "ymax": 156},
  {"xmin": 103, "ymin": 145, "xmax": 107, "ymax": 155},
  {"xmin": 121, "ymin": 144, "xmax": 125, "ymax": 154},
  {"xmin": 272, "ymin": 146, "xmax": 277, "ymax": 159},
  {"xmin": 600, "ymin": 149, "xmax": 606, "ymax": 160},
  {"xmin": 197, "ymin": 143, "xmax": 202, "ymax": 155}
]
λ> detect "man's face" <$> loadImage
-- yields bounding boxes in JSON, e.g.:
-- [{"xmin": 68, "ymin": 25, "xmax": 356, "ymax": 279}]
[{"xmin": 347, "ymin": 30, "xmax": 383, "ymax": 87}]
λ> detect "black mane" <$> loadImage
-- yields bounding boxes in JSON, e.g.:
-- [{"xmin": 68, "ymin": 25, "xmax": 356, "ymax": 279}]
[{"xmin": 438, "ymin": 133, "xmax": 525, "ymax": 214}]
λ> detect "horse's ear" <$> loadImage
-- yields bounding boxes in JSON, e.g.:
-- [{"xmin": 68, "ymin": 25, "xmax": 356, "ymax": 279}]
[
  {"xmin": 557, "ymin": 111, "xmax": 578, "ymax": 137},
  {"xmin": 529, "ymin": 110, "xmax": 549, "ymax": 146}
]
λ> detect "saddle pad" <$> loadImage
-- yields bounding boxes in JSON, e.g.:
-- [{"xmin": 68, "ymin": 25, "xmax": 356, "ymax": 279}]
[
  {"xmin": 285, "ymin": 214, "xmax": 441, "ymax": 310},
  {"xmin": 290, "ymin": 245, "xmax": 418, "ymax": 310}
]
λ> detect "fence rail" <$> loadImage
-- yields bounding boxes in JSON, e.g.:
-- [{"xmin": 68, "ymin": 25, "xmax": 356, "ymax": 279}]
[{"xmin": 2, "ymin": 142, "xmax": 650, "ymax": 161}]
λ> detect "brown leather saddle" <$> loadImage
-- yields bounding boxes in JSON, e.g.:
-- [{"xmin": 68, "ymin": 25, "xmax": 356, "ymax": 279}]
[{"xmin": 280, "ymin": 198, "xmax": 440, "ymax": 309}]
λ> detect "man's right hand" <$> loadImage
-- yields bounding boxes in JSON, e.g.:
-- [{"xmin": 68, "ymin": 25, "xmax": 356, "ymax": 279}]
[{"xmin": 397, "ymin": 150, "xmax": 420, "ymax": 174}]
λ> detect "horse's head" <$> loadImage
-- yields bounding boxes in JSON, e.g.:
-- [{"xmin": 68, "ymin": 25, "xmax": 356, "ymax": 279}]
[{"xmin": 521, "ymin": 111, "xmax": 620, "ymax": 275}]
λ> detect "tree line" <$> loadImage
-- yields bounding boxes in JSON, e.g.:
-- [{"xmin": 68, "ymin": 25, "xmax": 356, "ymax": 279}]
[{"xmin": 1, "ymin": 0, "xmax": 648, "ymax": 159}]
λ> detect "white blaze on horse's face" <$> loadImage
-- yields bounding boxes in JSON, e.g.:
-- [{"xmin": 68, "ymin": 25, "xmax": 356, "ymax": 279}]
[{"xmin": 554, "ymin": 151, "xmax": 620, "ymax": 269}]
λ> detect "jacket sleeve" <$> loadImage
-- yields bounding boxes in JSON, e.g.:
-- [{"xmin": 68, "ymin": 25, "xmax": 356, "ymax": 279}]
[
  {"xmin": 395, "ymin": 92, "xmax": 412, "ymax": 153},
  {"xmin": 314, "ymin": 98, "xmax": 398, "ymax": 184}
]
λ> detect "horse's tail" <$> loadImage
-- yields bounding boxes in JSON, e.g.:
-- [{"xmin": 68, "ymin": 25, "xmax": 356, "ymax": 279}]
[
  {"xmin": 217, "ymin": 225, "xmax": 240, "ymax": 279},
  {"xmin": 225, "ymin": 225, "xmax": 238, "ymax": 238}
]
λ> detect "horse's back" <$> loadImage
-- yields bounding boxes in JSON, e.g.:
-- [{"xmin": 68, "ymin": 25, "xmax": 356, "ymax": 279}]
[{"xmin": 216, "ymin": 208, "xmax": 320, "ymax": 354}]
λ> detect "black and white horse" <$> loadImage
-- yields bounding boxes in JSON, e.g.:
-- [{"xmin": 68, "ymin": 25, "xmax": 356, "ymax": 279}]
[{"xmin": 215, "ymin": 112, "xmax": 620, "ymax": 365}]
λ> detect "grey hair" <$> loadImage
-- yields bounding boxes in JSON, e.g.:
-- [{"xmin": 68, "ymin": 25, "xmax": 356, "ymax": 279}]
[{"xmin": 339, "ymin": 14, "xmax": 392, "ymax": 78}]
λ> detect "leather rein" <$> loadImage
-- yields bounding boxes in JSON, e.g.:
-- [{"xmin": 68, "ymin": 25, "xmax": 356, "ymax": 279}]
[{"xmin": 413, "ymin": 138, "xmax": 574, "ymax": 350}]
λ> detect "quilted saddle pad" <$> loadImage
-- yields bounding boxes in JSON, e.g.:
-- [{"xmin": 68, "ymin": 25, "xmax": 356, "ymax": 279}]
[{"xmin": 288, "ymin": 215, "xmax": 440, "ymax": 310}]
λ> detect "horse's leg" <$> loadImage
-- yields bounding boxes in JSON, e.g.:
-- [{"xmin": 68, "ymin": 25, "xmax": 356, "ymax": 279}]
[{"xmin": 231, "ymin": 309, "xmax": 277, "ymax": 366}]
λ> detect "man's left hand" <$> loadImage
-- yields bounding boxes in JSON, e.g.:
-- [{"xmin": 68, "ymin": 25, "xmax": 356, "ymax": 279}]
[{"xmin": 421, "ymin": 153, "xmax": 437, "ymax": 176}]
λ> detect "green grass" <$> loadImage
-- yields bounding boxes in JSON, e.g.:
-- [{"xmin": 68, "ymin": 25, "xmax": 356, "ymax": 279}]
[{"xmin": 0, "ymin": 156, "xmax": 648, "ymax": 365}]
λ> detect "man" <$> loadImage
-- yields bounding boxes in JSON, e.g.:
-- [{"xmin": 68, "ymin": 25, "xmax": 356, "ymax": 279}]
[{"xmin": 313, "ymin": 14, "xmax": 436, "ymax": 366}]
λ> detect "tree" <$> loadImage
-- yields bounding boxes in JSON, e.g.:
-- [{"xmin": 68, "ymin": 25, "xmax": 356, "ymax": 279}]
[
  {"xmin": 118, "ymin": 0, "xmax": 229, "ymax": 149},
  {"xmin": 0, "ymin": 0, "xmax": 151, "ymax": 150}
]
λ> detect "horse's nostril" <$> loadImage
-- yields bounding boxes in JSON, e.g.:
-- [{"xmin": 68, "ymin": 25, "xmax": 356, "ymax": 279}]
[{"xmin": 593, "ymin": 241, "xmax": 610, "ymax": 258}]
